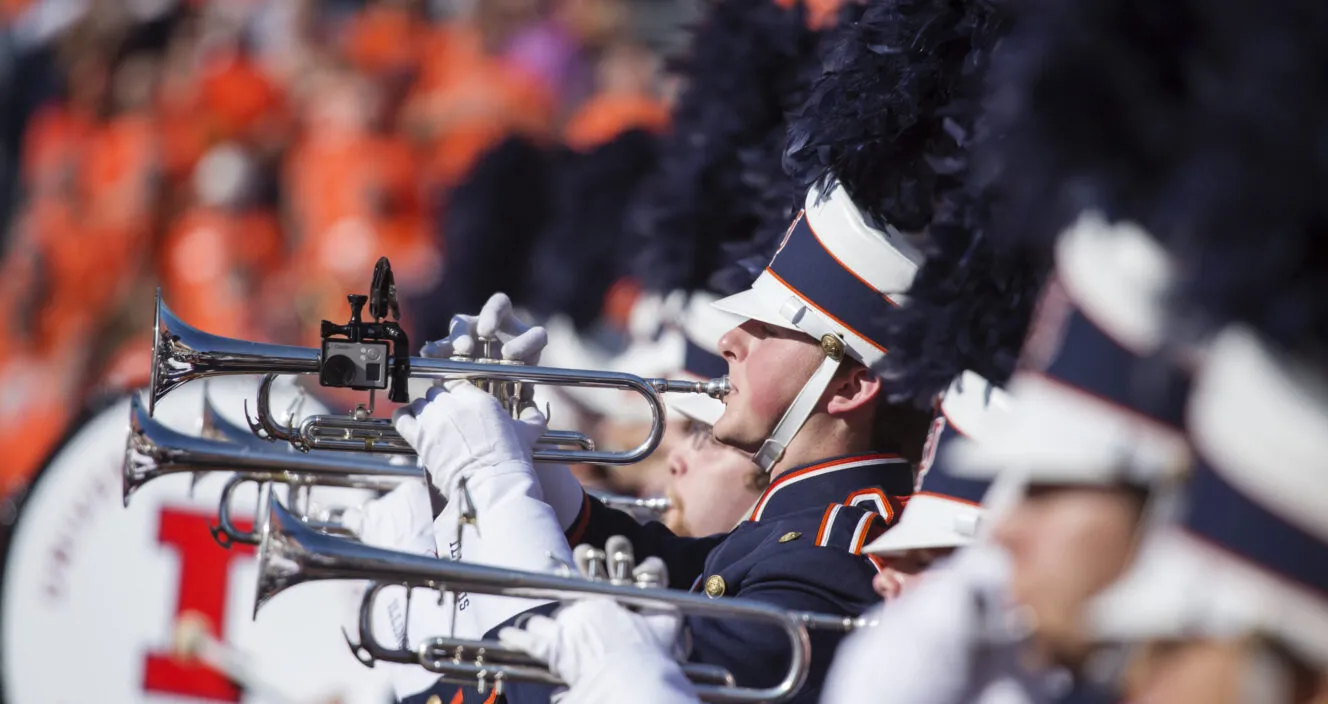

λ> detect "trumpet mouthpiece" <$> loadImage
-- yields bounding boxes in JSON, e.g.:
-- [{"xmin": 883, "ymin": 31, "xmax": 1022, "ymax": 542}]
[
  {"xmin": 706, "ymin": 376, "xmax": 731, "ymax": 400},
  {"xmin": 655, "ymin": 376, "xmax": 731, "ymax": 399}
]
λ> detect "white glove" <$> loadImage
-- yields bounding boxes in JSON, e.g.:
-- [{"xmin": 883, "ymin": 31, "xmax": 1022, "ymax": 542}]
[
  {"xmin": 421, "ymin": 292, "xmax": 548, "ymax": 365},
  {"xmin": 418, "ymin": 295, "xmax": 585, "ymax": 529},
  {"xmin": 497, "ymin": 600, "xmax": 696, "ymax": 704},
  {"xmin": 500, "ymin": 403, "xmax": 587, "ymax": 532},
  {"xmin": 395, "ymin": 384, "xmax": 576, "ymax": 635},
  {"xmin": 822, "ymin": 545, "xmax": 1026, "ymax": 704},
  {"xmin": 393, "ymin": 383, "xmax": 534, "ymax": 498},
  {"xmin": 353, "ymin": 481, "xmax": 437, "ymax": 555}
]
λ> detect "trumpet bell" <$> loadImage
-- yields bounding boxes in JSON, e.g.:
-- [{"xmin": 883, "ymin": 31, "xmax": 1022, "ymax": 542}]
[{"xmin": 150, "ymin": 288, "xmax": 320, "ymax": 415}]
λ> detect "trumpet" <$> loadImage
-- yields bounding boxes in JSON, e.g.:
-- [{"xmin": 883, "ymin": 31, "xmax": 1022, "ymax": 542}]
[
  {"xmin": 246, "ymin": 374, "xmax": 597, "ymax": 460},
  {"xmin": 152, "ymin": 290, "xmax": 729, "ymax": 465},
  {"xmin": 125, "ymin": 394, "xmax": 421, "ymax": 545},
  {"xmin": 587, "ymin": 490, "xmax": 671, "ymax": 516},
  {"xmin": 255, "ymin": 495, "xmax": 872, "ymax": 703}
]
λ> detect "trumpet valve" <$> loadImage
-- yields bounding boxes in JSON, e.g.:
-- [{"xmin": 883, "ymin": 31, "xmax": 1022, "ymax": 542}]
[
  {"xmin": 605, "ymin": 535, "xmax": 636, "ymax": 586},
  {"xmin": 572, "ymin": 544, "xmax": 608, "ymax": 581}
]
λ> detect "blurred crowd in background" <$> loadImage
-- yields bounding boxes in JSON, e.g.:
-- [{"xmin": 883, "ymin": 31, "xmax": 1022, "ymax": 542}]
[{"xmin": 0, "ymin": 0, "xmax": 702, "ymax": 503}]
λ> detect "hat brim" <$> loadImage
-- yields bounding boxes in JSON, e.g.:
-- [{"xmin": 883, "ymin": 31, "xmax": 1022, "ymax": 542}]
[
  {"xmin": 711, "ymin": 270, "xmax": 802, "ymax": 332},
  {"xmin": 1088, "ymin": 530, "xmax": 1328, "ymax": 666},
  {"xmin": 946, "ymin": 373, "xmax": 1189, "ymax": 485},
  {"xmin": 863, "ymin": 494, "xmax": 981, "ymax": 556},
  {"xmin": 711, "ymin": 280, "xmax": 800, "ymax": 333}
]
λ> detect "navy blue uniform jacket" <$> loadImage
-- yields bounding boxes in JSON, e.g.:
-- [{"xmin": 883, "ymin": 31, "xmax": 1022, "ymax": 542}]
[{"xmin": 405, "ymin": 453, "xmax": 913, "ymax": 704}]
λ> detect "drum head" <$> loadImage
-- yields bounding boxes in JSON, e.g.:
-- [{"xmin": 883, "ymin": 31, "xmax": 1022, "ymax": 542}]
[{"xmin": 0, "ymin": 377, "xmax": 392, "ymax": 703}]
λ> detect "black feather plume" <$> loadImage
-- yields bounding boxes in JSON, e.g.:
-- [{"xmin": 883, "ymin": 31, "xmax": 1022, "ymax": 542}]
[
  {"xmin": 774, "ymin": 0, "xmax": 1028, "ymax": 406},
  {"xmin": 630, "ymin": 0, "xmax": 824, "ymax": 296},
  {"xmin": 784, "ymin": 0, "xmax": 1004, "ymax": 232},
  {"xmin": 985, "ymin": 0, "xmax": 1328, "ymax": 365}
]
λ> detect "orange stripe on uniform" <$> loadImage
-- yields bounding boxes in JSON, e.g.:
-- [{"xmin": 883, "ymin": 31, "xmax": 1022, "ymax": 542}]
[
  {"xmin": 750, "ymin": 454, "xmax": 900, "ymax": 519},
  {"xmin": 851, "ymin": 513, "xmax": 881, "ymax": 555},
  {"xmin": 815, "ymin": 504, "xmax": 839, "ymax": 547}
]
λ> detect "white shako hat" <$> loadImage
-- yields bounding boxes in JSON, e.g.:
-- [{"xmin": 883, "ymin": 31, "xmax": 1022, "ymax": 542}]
[
  {"xmin": 713, "ymin": 182, "xmax": 924, "ymax": 472},
  {"xmin": 865, "ymin": 371, "xmax": 1010, "ymax": 556},
  {"xmin": 1087, "ymin": 325, "xmax": 1328, "ymax": 669},
  {"xmin": 950, "ymin": 213, "xmax": 1192, "ymax": 488},
  {"xmin": 667, "ymin": 292, "xmax": 742, "ymax": 427}
]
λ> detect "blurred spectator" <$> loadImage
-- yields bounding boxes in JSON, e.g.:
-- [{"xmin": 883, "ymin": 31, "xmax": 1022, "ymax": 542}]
[
  {"xmin": 159, "ymin": 142, "xmax": 282, "ymax": 340},
  {"xmin": 0, "ymin": 0, "xmax": 696, "ymax": 502}
]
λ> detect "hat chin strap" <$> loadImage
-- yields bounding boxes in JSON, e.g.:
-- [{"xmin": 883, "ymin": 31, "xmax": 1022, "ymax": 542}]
[
  {"xmin": 753, "ymin": 353, "xmax": 843, "ymax": 473},
  {"xmin": 752, "ymin": 298, "xmax": 849, "ymax": 473}
]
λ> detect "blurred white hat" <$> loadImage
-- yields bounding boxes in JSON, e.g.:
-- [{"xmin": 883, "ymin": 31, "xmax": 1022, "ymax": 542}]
[{"xmin": 1088, "ymin": 326, "xmax": 1328, "ymax": 667}]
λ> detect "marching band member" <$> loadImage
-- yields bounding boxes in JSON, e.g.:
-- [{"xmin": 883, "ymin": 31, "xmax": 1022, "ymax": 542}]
[
  {"xmin": 400, "ymin": 171, "xmax": 930, "ymax": 704},
  {"xmin": 658, "ymin": 293, "xmax": 764, "ymax": 538},
  {"xmin": 984, "ymin": 2, "xmax": 1328, "ymax": 700},
  {"xmin": 968, "ymin": 0, "xmax": 1328, "ymax": 699},
  {"xmin": 941, "ymin": 215, "xmax": 1192, "ymax": 704},
  {"xmin": 457, "ymin": 2, "xmax": 1012, "ymax": 702},
  {"xmin": 490, "ymin": 0, "xmax": 1036, "ymax": 697},
  {"xmin": 1085, "ymin": 327, "xmax": 1328, "ymax": 704}
]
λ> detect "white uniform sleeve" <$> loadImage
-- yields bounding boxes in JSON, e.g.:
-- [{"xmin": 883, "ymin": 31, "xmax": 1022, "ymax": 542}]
[
  {"xmin": 431, "ymin": 448, "xmax": 576, "ymax": 639},
  {"xmin": 821, "ymin": 545, "xmax": 1014, "ymax": 704},
  {"xmin": 352, "ymin": 481, "xmax": 455, "ymax": 699},
  {"xmin": 497, "ymin": 600, "xmax": 700, "ymax": 704},
  {"xmin": 559, "ymin": 645, "xmax": 701, "ymax": 704}
]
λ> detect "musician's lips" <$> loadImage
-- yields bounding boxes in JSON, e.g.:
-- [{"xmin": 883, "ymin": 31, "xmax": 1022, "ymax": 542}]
[{"xmin": 662, "ymin": 486, "xmax": 683, "ymax": 525}]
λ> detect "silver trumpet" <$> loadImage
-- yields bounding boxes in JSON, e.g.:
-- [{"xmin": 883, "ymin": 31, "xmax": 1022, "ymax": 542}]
[
  {"xmin": 151, "ymin": 290, "xmax": 729, "ymax": 466},
  {"xmin": 125, "ymin": 394, "xmax": 422, "ymax": 546},
  {"xmin": 255, "ymin": 495, "xmax": 871, "ymax": 703},
  {"xmin": 246, "ymin": 373, "xmax": 597, "ymax": 461},
  {"xmin": 588, "ymin": 490, "xmax": 672, "ymax": 517}
]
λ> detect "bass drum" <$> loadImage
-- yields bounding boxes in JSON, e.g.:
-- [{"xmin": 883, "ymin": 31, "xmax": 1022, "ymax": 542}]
[{"xmin": 0, "ymin": 377, "xmax": 394, "ymax": 703}]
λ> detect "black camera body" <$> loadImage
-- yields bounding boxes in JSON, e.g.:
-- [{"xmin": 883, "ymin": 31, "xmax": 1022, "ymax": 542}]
[
  {"xmin": 320, "ymin": 338, "xmax": 391, "ymax": 389},
  {"xmin": 318, "ymin": 258, "xmax": 411, "ymax": 402}
]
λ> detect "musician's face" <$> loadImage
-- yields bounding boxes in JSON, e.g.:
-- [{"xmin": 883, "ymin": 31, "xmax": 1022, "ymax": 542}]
[
  {"xmin": 993, "ymin": 485, "xmax": 1144, "ymax": 665},
  {"xmin": 662, "ymin": 418, "xmax": 763, "ymax": 537},
  {"xmin": 871, "ymin": 548, "xmax": 954, "ymax": 599},
  {"xmin": 712, "ymin": 321, "xmax": 823, "ymax": 455}
]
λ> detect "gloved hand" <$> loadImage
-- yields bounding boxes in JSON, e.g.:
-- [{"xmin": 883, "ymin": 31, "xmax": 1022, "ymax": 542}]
[
  {"xmin": 498, "ymin": 599, "xmax": 696, "ymax": 704},
  {"xmin": 393, "ymin": 383, "xmax": 533, "ymax": 498},
  {"xmin": 418, "ymin": 297, "xmax": 585, "ymax": 529},
  {"xmin": 420, "ymin": 292, "xmax": 548, "ymax": 366}
]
